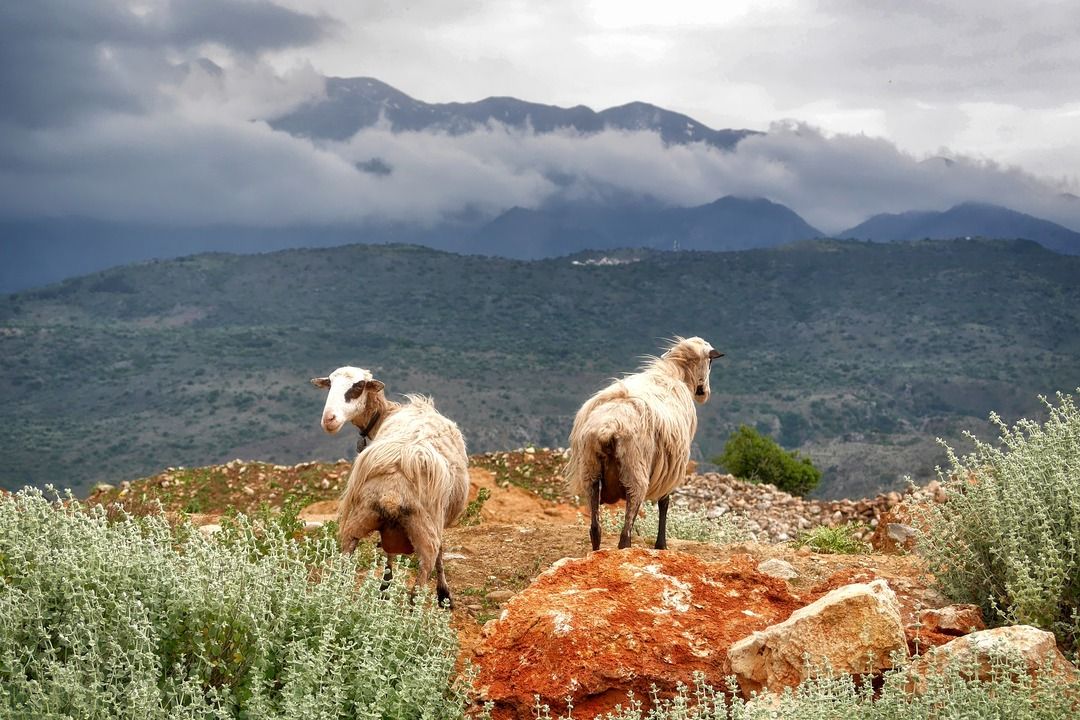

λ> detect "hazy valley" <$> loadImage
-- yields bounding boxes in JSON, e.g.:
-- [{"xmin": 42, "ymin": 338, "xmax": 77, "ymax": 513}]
[{"xmin": 2, "ymin": 238, "xmax": 1078, "ymax": 499}]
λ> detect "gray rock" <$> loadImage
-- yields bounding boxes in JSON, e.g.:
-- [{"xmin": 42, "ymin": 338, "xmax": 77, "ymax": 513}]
[{"xmin": 757, "ymin": 558, "xmax": 798, "ymax": 580}]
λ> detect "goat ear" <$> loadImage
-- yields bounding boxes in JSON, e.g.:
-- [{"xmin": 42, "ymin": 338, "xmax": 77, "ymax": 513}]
[
  {"xmin": 310, "ymin": 377, "xmax": 331, "ymax": 389},
  {"xmin": 708, "ymin": 349, "xmax": 724, "ymax": 359},
  {"xmin": 366, "ymin": 379, "xmax": 385, "ymax": 394}
]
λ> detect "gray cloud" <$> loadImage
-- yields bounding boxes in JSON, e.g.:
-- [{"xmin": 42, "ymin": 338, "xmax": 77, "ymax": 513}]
[
  {"xmin": 2, "ymin": 0, "xmax": 1078, "ymax": 238},
  {"xmin": 165, "ymin": 0, "xmax": 331, "ymax": 55},
  {"xmin": 0, "ymin": 0, "xmax": 329, "ymax": 128},
  {"xmin": 265, "ymin": 1, "xmax": 1080, "ymax": 185},
  {"xmin": 4, "ymin": 112, "xmax": 1078, "ymax": 235}
]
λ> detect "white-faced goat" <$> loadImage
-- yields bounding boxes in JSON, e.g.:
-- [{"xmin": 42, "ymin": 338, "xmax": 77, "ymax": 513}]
[
  {"xmin": 311, "ymin": 366, "xmax": 470, "ymax": 607},
  {"xmin": 565, "ymin": 337, "xmax": 724, "ymax": 551}
]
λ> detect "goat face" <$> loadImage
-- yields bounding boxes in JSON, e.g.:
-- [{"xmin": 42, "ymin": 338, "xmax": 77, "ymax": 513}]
[
  {"xmin": 310, "ymin": 366, "xmax": 383, "ymax": 433},
  {"xmin": 664, "ymin": 336, "xmax": 724, "ymax": 404}
]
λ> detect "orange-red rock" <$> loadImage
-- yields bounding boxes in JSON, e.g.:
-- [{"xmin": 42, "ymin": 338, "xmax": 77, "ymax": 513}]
[{"xmin": 471, "ymin": 549, "xmax": 802, "ymax": 719}]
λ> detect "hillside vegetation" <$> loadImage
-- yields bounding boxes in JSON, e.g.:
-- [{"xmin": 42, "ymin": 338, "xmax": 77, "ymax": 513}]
[{"xmin": 1, "ymin": 239, "xmax": 1079, "ymax": 498}]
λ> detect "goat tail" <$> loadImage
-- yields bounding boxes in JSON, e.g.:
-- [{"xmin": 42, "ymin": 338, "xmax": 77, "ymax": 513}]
[
  {"xmin": 566, "ymin": 412, "xmax": 621, "ymax": 499},
  {"xmin": 397, "ymin": 441, "xmax": 452, "ymax": 512}
]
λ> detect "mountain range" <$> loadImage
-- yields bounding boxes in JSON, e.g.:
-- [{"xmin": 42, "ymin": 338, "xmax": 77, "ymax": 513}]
[
  {"xmin": 268, "ymin": 76, "xmax": 758, "ymax": 149},
  {"xmin": 3, "ymin": 77, "xmax": 1080, "ymax": 293},
  {"xmin": 6, "ymin": 195, "xmax": 1080, "ymax": 293}
]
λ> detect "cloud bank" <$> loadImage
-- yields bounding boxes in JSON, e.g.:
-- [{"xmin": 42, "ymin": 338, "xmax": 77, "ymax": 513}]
[{"xmin": 2, "ymin": 0, "xmax": 1078, "ymax": 235}]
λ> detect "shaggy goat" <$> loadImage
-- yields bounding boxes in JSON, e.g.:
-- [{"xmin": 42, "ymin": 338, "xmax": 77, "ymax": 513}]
[
  {"xmin": 565, "ymin": 337, "xmax": 723, "ymax": 551},
  {"xmin": 311, "ymin": 367, "xmax": 469, "ymax": 607}
]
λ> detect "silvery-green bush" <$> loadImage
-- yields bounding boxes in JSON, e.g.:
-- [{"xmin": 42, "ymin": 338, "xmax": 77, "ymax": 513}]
[
  {"xmin": 533, "ymin": 657, "xmax": 1080, "ymax": 720},
  {"xmin": 916, "ymin": 390, "xmax": 1080, "ymax": 653},
  {"xmin": 0, "ymin": 488, "xmax": 467, "ymax": 719}
]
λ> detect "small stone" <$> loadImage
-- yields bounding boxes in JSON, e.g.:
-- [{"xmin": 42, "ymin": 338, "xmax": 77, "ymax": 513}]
[
  {"xmin": 757, "ymin": 559, "xmax": 798, "ymax": 580},
  {"xmin": 242, "ymin": 486, "xmax": 255, "ymax": 496},
  {"xmin": 319, "ymin": 478, "xmax": 331, "ymax": 490},
  {"xmin": 91, "ymin": 482, "xmax": 115, "ymax": 494},
  {"xmin": 486, "ymin": 590, "xmax": 515, "ymax": 602}
]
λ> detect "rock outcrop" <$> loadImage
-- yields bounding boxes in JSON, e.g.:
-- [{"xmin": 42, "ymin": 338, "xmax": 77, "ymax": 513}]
[
  {"xmin": 472, "ymin": 549, "xmax": 803, "ymax": 719},
  {"xmin": 728, "ymin": 579, "xmax": 907, "ymax": 695},
  {"xmin": 907, "ymin": 625, "xmax": 1079, "ymax": 693}
]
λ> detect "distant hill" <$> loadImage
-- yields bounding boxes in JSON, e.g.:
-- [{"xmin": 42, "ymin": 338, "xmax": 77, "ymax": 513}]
[
  {"xmin": 0, "ymin": 219, "xmax": 472, "ymax": 294},
  {"xmin": 840, "ymin": 202, "xmax": 1080, "ymax": 254},
  {"xmin": 2, "ymin": 239, "xmax": 1078, "ymax": 500},
  {"xmin": 0, "ymin": 197, "xmax": 821, "ymax": 291},
  {"xmin": 465, "ymin": 196, "xmax": 823, "ymax": 259},
  {"xmin": 269, "ymin": 76, "xmax": 759, "ymax": 148}
]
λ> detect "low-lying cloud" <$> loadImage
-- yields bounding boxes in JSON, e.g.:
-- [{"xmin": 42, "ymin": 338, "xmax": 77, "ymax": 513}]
[{"xmin": 4, "ymin": 108, "xmax": 1079, "ymax": 234}]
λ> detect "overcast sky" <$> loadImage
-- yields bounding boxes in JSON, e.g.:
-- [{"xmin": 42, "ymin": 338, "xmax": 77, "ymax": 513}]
[{"xmin": 2, "ymin": 0, "xmax": 1078, "ymax": 233}]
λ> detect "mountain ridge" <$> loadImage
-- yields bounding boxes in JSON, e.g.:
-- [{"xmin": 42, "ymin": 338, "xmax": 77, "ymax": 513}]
[
  {"xmin": 269, "ymin": 76, "xmax": 760, "ymax": 148},
  {"xmin": 462, "ymin": 195, "xmax": 824, "ymax": 259},
  {"xmin": 841, "ymin": 202, "xmax": 1080, "ymax": 254}
]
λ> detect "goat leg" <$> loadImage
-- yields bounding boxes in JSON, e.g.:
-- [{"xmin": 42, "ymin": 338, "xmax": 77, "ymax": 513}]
[
  {"xmin": 655, "ymin": 494, "xmax": 670, "ymax": 550},
  {"xmin": 402, "ymin": 511, "xmax": 439, "ymax": 603},
  {"xmin": 434, "ymin": 547, "xmax": 453, "ymax": 609},
  {"xmin": 589, "ymin": 473, "xmax": 602, "ymax": 551},
  {"xmin": 619, "ymin": 492, "xmax": 643, "ymax": 550}
]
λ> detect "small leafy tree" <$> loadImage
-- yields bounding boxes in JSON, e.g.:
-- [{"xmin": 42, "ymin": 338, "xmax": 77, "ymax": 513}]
[{"xmin": 714, "ymin": 425, "xmax": 821, "ymax": 496}]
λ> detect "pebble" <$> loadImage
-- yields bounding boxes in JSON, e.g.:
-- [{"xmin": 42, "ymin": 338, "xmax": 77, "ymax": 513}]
[{"xmin": 757, "ymin": 558, "xmax": 799, "ymax": 580}]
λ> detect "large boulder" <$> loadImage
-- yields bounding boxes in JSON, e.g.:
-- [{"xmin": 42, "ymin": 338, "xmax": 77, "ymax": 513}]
[
  {"xmin": 728, "ymin": 579, "xmax": 907, "ymax": 695},
  {"xmin": 907, "ymin": 625, "xmax": 1079, "ymax": 693},
  {"xmin": 471, "ymin": 549, "xmax": 803, "ymax": 719}
]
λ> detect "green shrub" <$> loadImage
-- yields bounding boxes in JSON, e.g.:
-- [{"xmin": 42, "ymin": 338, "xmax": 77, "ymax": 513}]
[
  {"xmin": 793, "ymin": 523, "xmax": 870, "ymax": 554},
  {"xmin": 460, "ymin": 488, "xmax": 491, "ymax": 526},
  {"xmin": 533, "ymin": 657, "xmax": 1080, "ymax": 720},
  {"xmin": 916, "ymin": 390, "xmax": 1080, "ymax": 653},
  {"xmin": 714, "ymin": 425, "xmax": 822, "ymax": 496},
  {"xmin": 0, "ymin": 488, "xmax": 468, "ymax": 719}
]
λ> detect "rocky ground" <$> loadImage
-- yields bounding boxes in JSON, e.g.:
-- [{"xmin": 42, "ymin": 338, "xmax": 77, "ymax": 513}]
[
  {"xmin": 85, "ymin": 447, "xmax": 1076, "ymax": 718},
  {"xmin": 90, "ymin": 447, "xmax": 941, "ymax": 545},
  {"xmin": 88, "ymin": 448, "xmax": 944, "ymax": 660}
]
